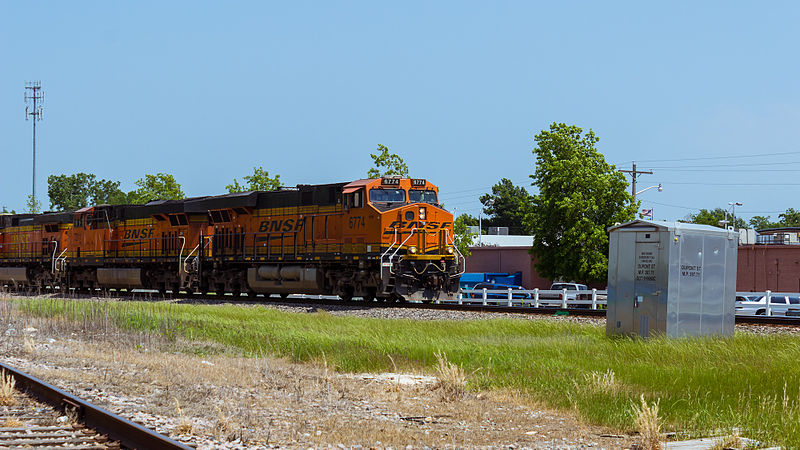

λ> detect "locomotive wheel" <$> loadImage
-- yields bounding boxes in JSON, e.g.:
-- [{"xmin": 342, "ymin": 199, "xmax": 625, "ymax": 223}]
[
  {"xmin": 339, "ymin": 285, "xmax": 355, "ymax": 302},
  {"xmin": 362, "ymin": 287, "xmax": 377, "ymax": 302}
]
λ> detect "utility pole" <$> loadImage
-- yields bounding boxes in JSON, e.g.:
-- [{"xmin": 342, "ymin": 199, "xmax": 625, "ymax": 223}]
[
  {"xmin": 25, "ymin": 81, "xmax": 44, "ymax": 210},
  {"xmin": 619, "ymin": 162, "xmax": 652, "ymax": 202}
]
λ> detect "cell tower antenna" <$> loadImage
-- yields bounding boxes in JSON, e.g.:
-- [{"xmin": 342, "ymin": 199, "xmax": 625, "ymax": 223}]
[{"xmin": 24, "ymin": 81, "xmax": 44, "ymax": 210}]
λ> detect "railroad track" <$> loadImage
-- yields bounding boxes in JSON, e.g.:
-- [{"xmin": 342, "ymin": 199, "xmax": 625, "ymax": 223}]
[
  {"xmin": 8, "ymin": 288, "xmax": 800, "ymax": 327},
  {"xmin": 0, "ymin": 361, "xmax": 191, "ymax": 450},
  {"xmin": 166, "ymin": 292, "xmax": 800, "ymax": 326}
]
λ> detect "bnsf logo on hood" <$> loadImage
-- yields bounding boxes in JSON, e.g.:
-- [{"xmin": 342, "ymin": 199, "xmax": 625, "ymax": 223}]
[
  {"xmin": 384, "ymin": 221, "xmax": 451, "ymax": 234},
  {"xmin": 258, "ymin": 218, "xmax": 305, "ymax": 233}
]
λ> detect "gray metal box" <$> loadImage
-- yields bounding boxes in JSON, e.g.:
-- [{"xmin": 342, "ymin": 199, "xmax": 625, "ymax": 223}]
[{"xmin": 606, "ymin": 220, "xmax": 737, "ymax": 338}]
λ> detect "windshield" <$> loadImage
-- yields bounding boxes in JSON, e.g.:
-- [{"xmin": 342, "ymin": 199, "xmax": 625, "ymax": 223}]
[
  {"xmin": 409, "ymin": 189, "xmax": 438, "ymax": 204},
  {"xmin": 369, "ymin": 188, "xmax": 406, "ymax": 203}
]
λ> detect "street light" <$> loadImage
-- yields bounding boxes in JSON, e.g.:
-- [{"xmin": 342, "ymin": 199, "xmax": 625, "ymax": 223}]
[
  {"xmin": 729, "ymin": 201, "xmax": 742, "ymax": 230},
  {"xmin": 478, "ymin": 199, "xmax": 494, "ymax": 245},
  {"xmin": 634, "ymin": 183, "xmax": 662, "ymax": 197}
]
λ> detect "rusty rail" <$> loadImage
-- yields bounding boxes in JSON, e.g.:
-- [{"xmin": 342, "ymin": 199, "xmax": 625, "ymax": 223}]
[{"xmin": 0, "ymin": 361, "xmax": 192, "ymax": 450}]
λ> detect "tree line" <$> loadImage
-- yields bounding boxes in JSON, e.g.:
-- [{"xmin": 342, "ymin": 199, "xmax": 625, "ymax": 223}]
[
  {"xmin": 38, "ymin": 167, "xmax": 281, "ymax": 213},
  {"xmin": 10, "ymin": 148, "xmax": 405, "ymax": 214}
]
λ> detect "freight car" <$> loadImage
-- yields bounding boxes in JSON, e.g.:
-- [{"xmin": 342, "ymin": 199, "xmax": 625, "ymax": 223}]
[{"xmin": 0, "ymin": 177, "xmax": 462, "ymax": 302}]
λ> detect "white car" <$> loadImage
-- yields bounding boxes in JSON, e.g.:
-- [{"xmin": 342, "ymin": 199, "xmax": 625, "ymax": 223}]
[{"xmin": 735, "ymin": 295, "xmax": 800, "ymax": 316}]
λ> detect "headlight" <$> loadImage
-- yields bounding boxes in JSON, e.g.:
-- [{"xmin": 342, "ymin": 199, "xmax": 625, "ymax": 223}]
[
  {"xmin": 419, "ymin": 207, "xmax": 427, "ymax": 220},
  {"xmin": 408, "ymin": 246, "xmax": 418, "ymax": 254},
  {"xmin": 446, "ymin": 246, "xmax": 454, "ymax": 254}
]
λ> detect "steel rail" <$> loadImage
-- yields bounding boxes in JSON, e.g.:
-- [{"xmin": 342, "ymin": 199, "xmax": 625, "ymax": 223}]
[
  {"xmin": 10, "ymin": 287, "xmax": 800, "ymax": 325},
  {"xmin": 0, "ymin": 360, "xmax": 192, "ymax": 450}
]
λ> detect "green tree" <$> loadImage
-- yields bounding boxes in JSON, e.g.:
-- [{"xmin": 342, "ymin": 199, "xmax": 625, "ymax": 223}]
[
  {"xmin": 48, "ymin": 173, "xmax": 94, "ymax": 210},
  {"xmin": 90, "ymin": 179, "xmax": 128, "ymax": 205},
  {"xmin": 479, "ymin": 178, "xmax": 533, "ymax": 234},
  {"xmin": 779, "ymin": 208, "xmax": 800, "ymax": 227},
  {"xmin": 749, "ymin": 215, "xmax": 778, "ymax": 230},
  {"xmin": 129, "ymin": 173, "xmax": 185, "ymax": 204},
  {"xmin": 685, "ymin": 208, "xmax": 745, "ymax": 229},
  {"xmin": 47, "ymin": 173, "xmax": 128, "ymax": 210},
  {"xmin": 367, "ymin": 144, "xmax": 409, "ymax": 178},
  {"xmin": 26, "ymin": 195, "xmax": 41, "ymax": 214},
  {"xmin": 453, "ymin": 214, "xmax": 479, "ymax": 257},
  {"xmin": 226, "ymin": 166, "xmax": 281, "ymax": 193},
  {"xmin": 526, "ymin": 123, "xmax": 636, "ymax": 284}
]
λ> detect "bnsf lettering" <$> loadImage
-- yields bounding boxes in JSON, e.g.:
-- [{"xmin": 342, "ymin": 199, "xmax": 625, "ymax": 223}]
[
  {"xmin": 383, "ymin": 221, "xmax": 451, "ymax": 235},
  {"xmin": 258, "ymin": 218, "xmax": 305, "ymax": 233},
  {"xmin": 387, "ymin": 221, "xmax": 450, "ymax": 229},
  {"xmin": 123, "ymin": 229, "xmax": 154, "ymax": 239}
]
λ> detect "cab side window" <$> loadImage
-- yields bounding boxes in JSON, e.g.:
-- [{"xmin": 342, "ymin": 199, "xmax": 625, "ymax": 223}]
[{"xmin": 346, "ymin": 191, "xmax": 363, "ymax": 209}]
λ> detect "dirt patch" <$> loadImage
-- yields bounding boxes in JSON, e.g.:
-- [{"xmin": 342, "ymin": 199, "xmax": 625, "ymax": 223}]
[{"xmin": 0, "ymin": 306, "xmax": 633, "ymax": 448}]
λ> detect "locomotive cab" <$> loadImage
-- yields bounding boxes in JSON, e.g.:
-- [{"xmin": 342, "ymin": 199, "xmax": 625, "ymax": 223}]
[{"xmin": 341, "ymin": 177, "xmax": 461, "ymax": 302}]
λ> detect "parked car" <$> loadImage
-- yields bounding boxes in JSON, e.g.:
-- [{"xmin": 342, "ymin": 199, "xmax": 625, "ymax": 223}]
[
  {"xmin": 468, "ymin": 283, "xmax": 531, "ymax": 299},
  {"xmin": 538, "ymin": 282, "xmax": 591, "ymax": 305},
  {"xmin": 736, "ymin": 295, "xmax": 800, "ymax": 316}
]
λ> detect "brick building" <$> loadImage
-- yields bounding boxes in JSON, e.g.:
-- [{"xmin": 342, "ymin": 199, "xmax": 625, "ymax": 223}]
[
  {"xmin": 464, "ymin": 235, "xmax": 553, "ymax": 289},
  {"xmin": 737, "ymin": 228, "xmax": 800, "ymax": 291}
]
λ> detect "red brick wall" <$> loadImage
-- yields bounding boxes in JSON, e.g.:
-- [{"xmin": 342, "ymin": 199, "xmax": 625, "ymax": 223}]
[
  {"xmin": 465, "ymin": 246, "xmax": 553, "ymax": 289},
  {"xmin": 737, "ymin": 245, "xmax": 800, "ymax": 292}
]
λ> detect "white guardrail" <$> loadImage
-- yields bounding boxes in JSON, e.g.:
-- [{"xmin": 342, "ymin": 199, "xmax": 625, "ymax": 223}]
[
  {"xmin": 444, "ymin": 288, "xmax": 608, "ymax": 309},
  {"xmin": 436, "ymin": 289, "xmax": 785, "ymax": 313}
]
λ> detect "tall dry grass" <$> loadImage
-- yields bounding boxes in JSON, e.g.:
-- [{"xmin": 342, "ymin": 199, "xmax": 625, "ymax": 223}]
[
  {"xmin": 632, "ymin": 394, "xmax": 662, "ymax": 450},
  {"xmin": 0, "ymin": 369, "xmax": 17, "ymax": 406}
]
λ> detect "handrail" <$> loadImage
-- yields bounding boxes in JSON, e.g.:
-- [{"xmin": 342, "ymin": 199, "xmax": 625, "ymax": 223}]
[
  {"xmin": 177, "ymin": 236, "xmax": 186, "ymax": 281},
  {"xmin": 388, "ymin": 228, "xmax": 417, "ymax": 275},
  {"xmin": 183, "ymin": 236, "xmax": 212, "ymax": 273},
  {"xmin": 49, "ymin": 240, "xmax": 58, "ymax": 274},
  {"xmin": 55, "ymin": 248, "xmax": 68, "ymax": 272},
  {"xmin": 389, "ymin": 228, "xmax": 416, "ymax": 262},
  {"xmin": 380, "ymin": 227, "xmax": 399, "ymax": 264},
  {"xmin": 445, "ymin": 229, "xmax": 466, "ymax": 275}
]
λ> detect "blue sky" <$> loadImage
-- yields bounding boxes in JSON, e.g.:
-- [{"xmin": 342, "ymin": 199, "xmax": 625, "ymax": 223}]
[{"xmin": 2, "ymin": 1, "xmax": 799, "ymax": 224}]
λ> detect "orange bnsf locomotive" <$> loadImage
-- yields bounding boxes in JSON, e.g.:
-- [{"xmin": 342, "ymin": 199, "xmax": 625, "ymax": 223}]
[{"xmin": 0, "ymin": 177, "xmax": 462, "ymax": 302}]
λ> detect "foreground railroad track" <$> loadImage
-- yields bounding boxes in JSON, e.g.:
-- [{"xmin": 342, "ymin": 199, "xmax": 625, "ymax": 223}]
[{"xmin": 0, "ymin": 361, "xmax": 191, "ymax": 450}]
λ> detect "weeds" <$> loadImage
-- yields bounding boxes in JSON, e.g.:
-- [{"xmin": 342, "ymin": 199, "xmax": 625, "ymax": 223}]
[
  {"xmin": 22, "ymin": 337, "xmax": 35, "ymax": 354},
  {"xmin": 632, "ymin": 394, "xmax": 662, "ymax": 450},
  {"xmin": 213, "ymin": 406, "xmax": 238, "ymax": 441},
  {"xmin": 709, "ymin": 430, "xmax": 743, "ymax": 450},
  {"xmin": 585, "ymin": 369, "xmax": 619, "ymax": 395},
  {"xmin": 173, "ymin": 398, "xmax": 194, "ymax": 435},
  {"xmin": 433, "ymin": 350, "xmax": 467, "ymax": 402},
  {"xmin": 0, "ymin": 370, "xmax": 16, "ymax": 406},
  {"xmin": 1, "ymin": 418, "xmax": 22, "ymax": 427}
]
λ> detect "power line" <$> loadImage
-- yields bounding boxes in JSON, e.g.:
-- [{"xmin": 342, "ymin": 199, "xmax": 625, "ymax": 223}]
[
  {"xmin": 651, "ymin": 160, "xmax": 800, "ymax": 169},
  {"xmin": 616, "ymin": 150, "xmax": 800, "ymax": 164},
  {"xmin": 658, "ymin": 182, "xmax": 800, "ymax": 186},
  {"xmin": 651, "ymin": 168, "xmax": 800, "ymax": 172}
]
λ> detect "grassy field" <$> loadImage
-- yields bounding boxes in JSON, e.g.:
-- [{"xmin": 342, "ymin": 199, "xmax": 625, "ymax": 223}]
[{"xmin": 9, "ymin": 296, "xmax": 800, "ymax": 447}]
